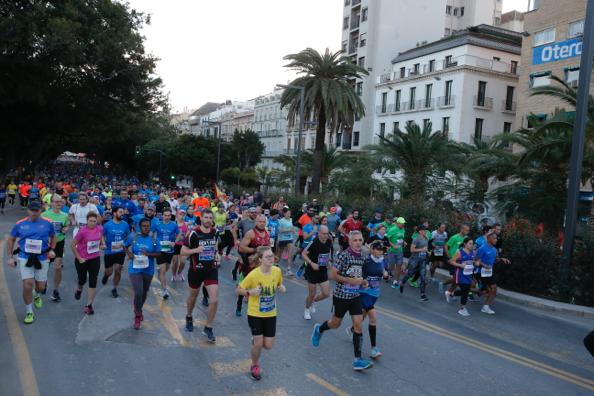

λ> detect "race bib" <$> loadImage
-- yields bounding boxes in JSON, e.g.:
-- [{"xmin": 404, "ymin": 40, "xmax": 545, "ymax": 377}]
[
  {"xmin": 87, "ymin": 240, "xmax": 100, "ymax": 254},
  {"xmin": 52, "ymin": 221, "xmax": 63, "ymax": 234},
  {"xmin": 482, "ymin": 266, "xmax": 493, "ymax": 277},
  {"xmin": 418, "ymin": 251, "xmax": 427, "ymax": 258},
  {"xmin": 343, "ymin": 281, "xmax": 360, "ymax": 294},
  {"xmin": 24, "ymin": 239, "xmax": 42, "ymax": 254},
  {"xmin": 434, "ymin": 247, "xmax": 444, "ymax": 256},
  {"xmin": 259, "ymin": 295, "xmax": 276, "ymax": 313},
  {"xmin": 396, "ymin": 239, "xmax": 403, "ymax": 247},
  {"xmin": 133, "ymin": 254, "xmax": 149, "ymax": 269},
  {"xmin": 463, "ymin": 264, "xmax": 474, "ymax": 276},
  {"xmin": 367, "ymin": 276, "xmax": 381, "ymax": 288},
  {"xmin": 111, "ymin": 240, "xmax": 124, "ymax": 252},
  {"xmin": 318, "ymin": 253, "xmax": 330, "ymax": 267},
  {"xmin": 159, "ymin": 240, "xmax": 174, "ymax": 252},
  {"xmin": 199, "ymin": 245, "xmax": 216, "ymax": 261}
]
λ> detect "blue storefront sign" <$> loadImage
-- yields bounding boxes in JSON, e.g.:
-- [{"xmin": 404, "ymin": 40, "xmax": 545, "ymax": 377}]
[{"xmin": 532, "ymin": 37, "xmax": 583, "ymax": 65}]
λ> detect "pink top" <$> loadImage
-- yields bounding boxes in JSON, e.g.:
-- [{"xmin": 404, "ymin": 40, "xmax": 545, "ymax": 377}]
[
  {"xmin": 74, "ymin": 225, "xmax": 103, "ymax": 260},
  {"xmin": 176, "ymin": 222, "xmax": 188, "ymax": 245}
]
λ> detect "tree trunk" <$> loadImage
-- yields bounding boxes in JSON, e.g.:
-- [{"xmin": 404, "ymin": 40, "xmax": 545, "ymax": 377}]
[{"xmin": 311, "ymin": 110, "xmax": 326, "ymax": 194}]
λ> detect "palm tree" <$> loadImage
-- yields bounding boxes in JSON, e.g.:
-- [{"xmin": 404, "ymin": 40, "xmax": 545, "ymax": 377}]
[
  {"xmin": 280, "ymin": 48, "xmax": 368, "ymax": 193},
  {"xmin": 300, "ymin": 146, "xmax": 348, "ymax": 187},
  {"xmin": 368, "ymin": 122, "xmax": 462, "ymax": 202}
]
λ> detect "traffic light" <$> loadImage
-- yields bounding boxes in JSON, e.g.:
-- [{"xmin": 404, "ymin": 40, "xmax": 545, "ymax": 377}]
[{"xmin": 170, "ymin": 175, "xmax": 175, "ymax": 180}]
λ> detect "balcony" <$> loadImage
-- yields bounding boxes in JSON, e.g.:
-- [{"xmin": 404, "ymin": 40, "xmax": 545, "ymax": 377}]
[
  {"xmin": 437, "ymin": 95, "xmax": 455, "ymax": 108},
  {"xmin": 419, "ymin": 98, "xmax": 435, "ymax": 110},
  {"xmin": 473, "ymin": 96, "xmax": 493, "ymax": 110},
  {"xmin": 350, "ymin": 15, "xmax": 360, "ymax": 30},
  {"xmin": 502, "ymin": 100, "xmax": 517, "ymax": 114},
  {"xmin": 379, "ymin": 72, "xmax": 393, "ymax": 84},
  {"xmin": 442, "ymin": 60, "xmax": 458, "ymax": 69},
  {"xmin": 376, "ymin": 104, "xmax": 396, "ymax": 115}
]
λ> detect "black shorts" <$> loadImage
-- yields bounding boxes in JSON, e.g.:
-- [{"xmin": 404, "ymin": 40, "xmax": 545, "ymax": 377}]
[
  {"xmin": 50, "ymin": 240, "xmax": 65, "ymax": 261},
  {"xmin": 304, "ymin": 267, "xmax": 329, "ymax": 284},
  {"xmin": 332, "ymin": 296, "xmax": 363, "ymax": 318},
  {"xmin": 188, "ymin": 267, "xmax": 218, "ymax": 289},
  {"xmin": 480, "ymin": 275, "xmax": 496, "ymax": 288},
  {"xmin": 158, "ymin": 252, "xmax": 174, "ymax": 265},
  {"xmin": 429, "ymin": 253, "xmax": 446, "ymax": 263},
  {"xmin": 278, "ymin": 240, "xmax": 292, "ymax": 248},
  {"xmin": 174, "ymin": 244, "xmax": 182, "ymax": 255},
  {"xmin": 104, "ymin": 252, "xmax": 126, "ymax": 268},
  {"xmin": 248, "ymin": 315, "xmax": 276, "ymax": 338}
]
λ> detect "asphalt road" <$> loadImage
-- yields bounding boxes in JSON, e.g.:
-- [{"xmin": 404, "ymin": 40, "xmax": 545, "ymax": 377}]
[{"xmin": 0, "ymin": 204, "xmax": 593, "ymax": 396}]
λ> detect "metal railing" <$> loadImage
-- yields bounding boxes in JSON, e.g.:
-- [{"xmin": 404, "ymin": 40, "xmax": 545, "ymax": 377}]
[
  {"xmin": 350, "ymin": 16, "xmax": 360, "ymax": 30},
  {"xmin": 437, "ymin": 95, "xmax": 455, "ymax": 108},
  {"xmin": 502, "ymin": 100, "xmax": 517, "ymax": 113},
  {"xmin": 473, "ymin": 96, "xmax": 494, "ymax": 109}
]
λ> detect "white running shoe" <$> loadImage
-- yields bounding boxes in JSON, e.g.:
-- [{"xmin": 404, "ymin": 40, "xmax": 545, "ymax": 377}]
[
  {"xmin": 445, "ymin": 291, "xmax": 452, "ymax": 303},
  {"xmin": 481, "ymin": 305, "xmax": 495, "ymax": 315},
  {"xmin": 458, "ymin": 308, "xmax": 471, "ymax": 317},
  {"xmin": 304, "ymin": 308, "xmax": 312, "ymax": 320},
  {"xmin": 170, "ymin": 275, "xmax": 176, "ymax": 282},
  {"xmin": 179, "ymin": 274, "xmax": 185, "ymax": 281},
  {"xmin": 310, "ymin": 302, "xmax": 316, "ymax": 313}
]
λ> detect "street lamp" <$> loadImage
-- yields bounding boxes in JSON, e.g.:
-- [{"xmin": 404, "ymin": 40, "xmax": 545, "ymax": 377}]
[
  {"xmin": 203, "ymin": 119, "xmax": 222, "ymax": 184},
  {"xmin": 277, "ymin": 83, "xmax": 305, "ymax": 194}
]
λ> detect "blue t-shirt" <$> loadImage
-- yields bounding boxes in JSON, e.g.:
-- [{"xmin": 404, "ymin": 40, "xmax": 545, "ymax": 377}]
[
  {"xmin": 11, "ymin": 217, "xmax": 55, "ymax": 260},
  {"xmin": 455, "ymin": 249, "xmax": 475, "ymax": 285},
  {"xmin": 184, "ymin": 215, "xmax": 197, "ymax": 226},
  {"xmin": 29, "ymin": 187, "xmax": 40, "ymax": 199},
  {"xmin": 475, "ymin": 236, "xmax": 486, "ymax": 250},
  {"xmin": 61, "ymin": 205, "xmax": 70, "ymax": 214},
  {"xmin": 152, "ymin": 221, "xmax": 179, "ymax": 253},
  {"xmin": 477, "ymin": 243, "xmax": 497, "ymax": 276},
  {"xmin": 278, "ymin": 218, "xmax": 294, "ymax": 242},
  {"xmin": 103, "ymin": 220, "xmax": 131, "ymax": 255},
  {"xmin": 68, "ymin": 192, "xmax": 78, "ymax": 204},
  {"xmin": 268, "ymin": 218, "xmax": 279, "ymax": 239},
  {"xmin": 303, "ymin": 223, "xmax": 317, "ymax": 246},
  {"xmin": 326, "ymin": 214, "xmax": 340, "ymax": 233},
  {"xmin": 95, "ymin": 204, "xmax": 105, "ymax": 216},
  {"xmin": 361, "ymin": 255, "xmax": 385, "ymax": 297},
  {"xmin": 132, "ymin": 214, "xmax": 159, "ymax": 232},
  {"xmin": 0, "ymin": 189, "xmax": 6, "ymax": 199},
  {"xmin": 125, "ymin": 234, "xmax": 157, "ymax": 275}
]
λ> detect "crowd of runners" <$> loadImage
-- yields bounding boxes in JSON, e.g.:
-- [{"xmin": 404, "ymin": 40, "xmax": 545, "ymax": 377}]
[{"xmin": 3, "ymin": 170, "xmax": 512, "ymax": 379}]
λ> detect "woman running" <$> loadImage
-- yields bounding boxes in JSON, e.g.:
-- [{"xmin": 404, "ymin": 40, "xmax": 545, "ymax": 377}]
[
  {"xmin": 237, "ymin": 246, "xmax": 286, "ymax": 380},
  {"xmin": 171, "ymin": 208, "xmax": 189, "ymax": 282},
  {"xmin": 276, "ymin": 208, "xmax": 295, "ymax": 275},
  {"xmin": 71, "ymin": 212, "xmax": 104, "ymax": 314},
  {"xmin": 447, "ymin": 237, "xmax": 478, "ymax": 316}
]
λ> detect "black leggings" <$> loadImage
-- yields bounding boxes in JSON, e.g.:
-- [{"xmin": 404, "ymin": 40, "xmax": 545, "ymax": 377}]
[
  {"xmin": 0, "ymin": 198, "xmax": 5, "ymax": 210},
  {"xmin": 454, "ymin": 283, "xmax": 471, "ymax": 305},
  {"xmin": 8, "ymin": 194, "xmax": 15, "ymax": 205},
  {"xmin": 130, "ymin": 272, "xmax": 152, "ymax": 314},
  {"xmin": 75, "ymin": 257, "xmax": 101, "ymax": 288},
  {"xmin": 218, "ymin": 230, "xmax": 234, "ymax": 256},
  {"xmin": 19, "ymin": 195, "xmax": 28, "ymax": 207}
]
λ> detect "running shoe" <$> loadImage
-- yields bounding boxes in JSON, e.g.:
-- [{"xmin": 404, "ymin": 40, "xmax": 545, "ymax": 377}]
[
  {"xmin": 163, "ymin": 289, "xmax": 169, "ymax": 300},
  {"xmin": 75, "ymin": 288, "xmax": 82, "ymax": 300},
  {"xmin": 370, "ymin": 347, "xmax": 383, "ymax": 359},
  {"xmin": 133, "ymin": 314, "xmax": 142, "ymax": 330},
  {"xmin": 310, "ymin": 302, "xmax": 316, "ymax": 313},
  {"xmin": 391, "ymin": 281, "xmax": 399, "ymax": 289},
  {"xmin": 420, "ymin": 294, "xmax": 429, "ymax": 302},
  {"xmin": 34, "ymin": 296, "xmax": 42, "ymax": 309},
  {"xmin": 23, "ymin": 312, "xmax": 35, "ymax": 324},
  {"xmin": 202, "ymin": 326, "xmax": 216, "ymax": 343},
  {"xmin": 235, "ymin": 308, "xmax": 242, "ymax": 317},
  {"xmin": 139, "ymin": 311, "xmax": 144, "ymax": 321},
  {"xmin": 84, "ymin": 304, "xmax": 94, "ymax": 315},
  {"xmin": 185, "ymin": 316, "xmax": 194, "ymax": 332},
  {"xmin": 201, "ymin": 296, "xmax": 209, "ymax": 307},
  {"xmin": 101, "ymin": 274, "xmax": 108, "ymax": 286},
  {"xmin": 250, "ymin": 364, "xmax": 262, "ymax": 381},
  {"xmin": 346, "ymin": 326, "xmax": 353, "ymax": 339},
  {"xmin": 438, "ymin": 282, "xmax": 444, "ymax": 293},
  {"xmin": 399, "ymin": 284, "xmax": 404, "ymax": 294},
  {"xmin": 468, "ymin": 293, "xmax": 478, "ymax": 302},
  {"xmin": 179, "ymin": 274, "xmax": 185, "ymax": 281},
  {"xmin": 304, "ymin": 308, "xmax": 311, "ymax": 320},
  {"xmin": 481, "ymin": 305, "xmax": 495, "ymax": 315},
  {"xmin": 353, "ymin": 358, "xmax": 373, "ymax": 371},
  {"xmin": 296, "ymin": 265, "xmax": 305, "ymax": 278},
  {"xmin": 409, "ymin": 279, "xmax": 419, "ymax": 288},
  {"xmin": 444, "ymin": 291, "xmax": 452, "ymax": 303},
  {"xmin": 311, "ymin": 323, "xmax": 322, "ymax": 347},
  {"xmin": 170, "ymin": 275, "xmax": 177, "ymax": 283},
  {"xmin": 286, "ymin": 269, "xmax": 294, "ymax": 277},
  {"xmin": 458, "ymin": 308, "xmax": 471, "ymax": 317},
  {"xmin": 111, "ymin": 288, "xmax": 119, "ymax": 298},
  {"xmin": 51, "ymin": 290, "xmax": 61, "ymax": 302}
]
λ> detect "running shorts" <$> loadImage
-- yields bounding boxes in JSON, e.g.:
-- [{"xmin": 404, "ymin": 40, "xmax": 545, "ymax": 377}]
[
  {"xmin": 332, "ymin": 296, "xmax": 363, "ymax": 318},
  {"xmin": 188, "ymin": 267, "xmax": 218, "ymax": 289},
  {"xmin": 174, "ymin": 244, "xmax": 182, "ymax": 255},
  {"xmin": 158, "ymin": 252, "xmax": 174, "ymax": 265},
  {"xmin": 18, "ymin": 257, "xmax": 49, "ymax": 281},
  {"xmin": 104, "ymin": 252, "xmax": 126, "ymax": 269},
  {"xmin": 360, "ymin": 294, "xmax": 378, "ymax": 311},
  {"xmin": 480, "ymin": 274, "xmax": 496, "ymax": 287},
  {"xmin": 247, "ymin": 315, "xmax": 276, "ymax": 338},
  {"xmin": 50, "ymin": 240, "xmax": 65, "ymax": 261},
  {"xmin": 304, "ymin": 266, "xmax": 328, "ymax": 284}
]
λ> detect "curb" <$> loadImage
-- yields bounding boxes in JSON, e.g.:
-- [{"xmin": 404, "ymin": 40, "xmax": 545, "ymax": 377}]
[{"xmin": 433, "ymin": 269, "xmax": 594, "ymax": 319}]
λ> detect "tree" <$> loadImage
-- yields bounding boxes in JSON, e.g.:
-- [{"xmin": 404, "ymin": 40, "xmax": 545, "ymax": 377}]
[
  {"xmin": 230, "ymin": 129, "xmax": 265, "ymax": 171},
  {"xmin": 328, "ymin": 152, "xmax": 383, "ymax": 200},
  {"xmin": 300, "ymin": 146, "xmax": 348, "ymax": 187},
  {"xmin": 280, "ymin": 48, "xmax": 368, "ymax": 193}
]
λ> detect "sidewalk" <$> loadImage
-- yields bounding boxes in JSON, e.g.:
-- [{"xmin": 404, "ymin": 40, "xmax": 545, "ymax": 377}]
[{"xmin": 434, "ymin": 268, "xmax": 594, "ymax": 319}]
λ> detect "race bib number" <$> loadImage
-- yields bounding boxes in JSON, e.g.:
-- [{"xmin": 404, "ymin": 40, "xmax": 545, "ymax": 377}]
[
  {"xmin": 159, "ymin": 240, "xmax": 174, "ymax": 252},
  {"xmin": 216, "ymin": 226, "xmax": 225, "ymax": 234},
  {"xmin": 133, "ymin": 254, "xmax": 149, "ymax": 269},
  {"xmin": 53, "ymin": 221, "xmax": 63, "ymax": 234},
  {"xmin": 482, "ymin": 266, "xmax": 493, "ymax": 278},
  {"xmin": 343, "ymin": 282, "xmax": 360, "ymax": 293},
  {"xmin": 111, "ymin": 240, "xmax": 124, "ymax": 252},
  {"xmin": 367, "ymin": 276, "xmax": 381, "ymax": 288},
  {"xmin": 259, "ymin": 295, "xmax": 276, "ymax": 313},
  {"xmin": 463, "ymin": 264, "xmax": 474, "ymax": 276},
  {"xmin": 418, "ymin": 251, "xmax": 427, "ymax": 258},
  {"xmin": 434, "ymin": 247, "xmax": 444, "ymax": 256},
  {"xmin": 396, "ymin": 239, "xmax": 403, "ymax": 247},
  {"xmin": 87, "ymin": 240, "xmax": 100, "ymax": 254},
  {"xmin": 199, "ymin": 245, "xmax": 216, "ymax": 261},
  {"xmin": 24, "ymin": 239, "xmax": 42, "ymax": 254},
  {"xmin": 317, "ymin": 253, "xmax": 330, "ymax": 267}
]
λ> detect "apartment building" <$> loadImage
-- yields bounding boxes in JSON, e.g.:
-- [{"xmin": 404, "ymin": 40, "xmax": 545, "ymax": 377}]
[
  {"xmin": 193, "ymin": 100, "xmax": 254, "ymax": 142},
  {"xmin": 253, "ymin": 88, "xmax": 289, "ymax": 169},
  {"xmin": 516, "ymin": 0, "xmax": 590, "ymax": 128},
  {"xmin": 339, "ymin": 0, "xmax": 504, "ymax": 149},
  {"xmin": 374, "ymin": 25, "xmax": 521, "ymax": 144}
]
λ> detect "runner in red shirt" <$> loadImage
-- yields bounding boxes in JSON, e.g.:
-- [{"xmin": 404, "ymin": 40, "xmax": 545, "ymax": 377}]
[{"xmin": 338, "ymin": 210, "xmax": 363, "ymax": 250}]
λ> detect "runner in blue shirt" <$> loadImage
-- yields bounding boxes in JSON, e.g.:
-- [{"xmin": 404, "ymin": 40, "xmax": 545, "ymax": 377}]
[
  {"xmin": 132, "ymin": 204, "xmax": 159, "ymax": 232},
  {"xmin": 477, "ymin": 232, "xmax": 510, "ymax": 315},
  {"xmin": 447, "ymin": 238, "xmax": 478, "ymax": 316},
  {"xmin": 102, "ymin": 207, "xmax": 131, "ymax": 298},
  {"xmin": 153, "ymin": 208, "xmax": 180, "ymax": 300}
]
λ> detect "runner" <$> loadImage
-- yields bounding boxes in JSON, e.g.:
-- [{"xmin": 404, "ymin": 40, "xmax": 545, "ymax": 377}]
[
  {"xmin": 310, "ymin": 231, "xmax": 373, "ymax": 371},
  {"xmin": 302, "ymin": 225, "xmax": 333, "ymax": 320},
  {"xmin": 0, "ymin": 183, "xmax": 6, "ymax": 214},
  {"xmin": 71, "ymin": 212, "xmax": 104, "ymax": 314},
  {"xmin": 171, "ymin": 208, "xmax": 188, "ymax": 282},
  {"xmin": 477, "ymin": 231, "xmax": 510, "ymax": 315},
  {"xmin": 19, "ymin": 181, "xmax": 30, "ymax": 209},
  {"xmin": 7, "ymin": 180, "xmax": 17, "ymax": 206},
  {"xmin": 237, "ymin": 246, "xmax": 286, "ymax": 380},
  {"xmin": 442, "ymin": 223, "xmax": 470, "ymax": 295},
  {"xmin": 387, "ymin": 217, "xmax": 406, "ymax": 288},
  {"xmin": 429, "ymin": 223, "xmax": 448, "ymax": 281},
  {"xmin": 276, "ymin": 207, "xmax": 296, "ymax": 275},
  {"xmin": 181, "ymin": 209, "xmax": 219, "ymax": 342},
  {"xmin": 68, "ymin": 193, "xmax": 100, "ymax": 237},
  {"xmin": 42, "ymin": 195, "xmax": 69, "ymax": 302},
  {"xmin": 125, "ymin": 218, "xmax": 160, "ymax": 329},
  {"xmin": 101, "ymin": 207, "xmax": 131, "ymax": 298},
  {"xmin": 6, "ymin": 200, "xmax": 56, "ymax": 324},
  {"xmin": 447, "ymin": 237, "xmax": 478, "ymax": 316},
  {"xmin": 153, "ymin": 208, "xmax": 179, "ymax": 300},
  {"xmin": 399, "ymin": 225, "xmax": 429, "ymax": 301},
  {"xmin": 132, "ymin": 203, "xmax": 159, "ymax": 231}
]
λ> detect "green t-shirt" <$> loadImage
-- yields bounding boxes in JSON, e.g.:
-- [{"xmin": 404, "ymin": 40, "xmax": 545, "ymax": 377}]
[
  {"xmin": 446, "ymin": 233, "xmax": 465, "ymax": 258},
  {"xmin": 42, "ymin": 209, "xmax": 69, "ymax": 242},
  {"xmin": 381, "ymin": 221, "xmax": 396, "ymax": 233},
  {"xmin": 387, "ymin": 226, "xmax": 405, "ymax": 253}
]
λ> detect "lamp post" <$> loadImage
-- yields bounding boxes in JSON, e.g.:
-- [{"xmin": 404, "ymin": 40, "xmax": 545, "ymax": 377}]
[
  {"xmin": 277, "ymin": 84, "xmax": 305, "ymax": 194},
  {"xmin": 203, "ymin": 119, "xmax": 223, "ymax": 184}
]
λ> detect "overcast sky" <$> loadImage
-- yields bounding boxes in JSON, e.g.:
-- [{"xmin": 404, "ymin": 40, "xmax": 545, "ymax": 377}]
[{"xmin": 127, "ymin": 0, "xmax": 529, "ymax": 113}]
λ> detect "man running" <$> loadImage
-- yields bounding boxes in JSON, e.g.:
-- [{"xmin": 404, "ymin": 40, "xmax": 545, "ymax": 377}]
[
  {"xmin": 6, "ymin": 201, "xmax": 56, "ymax": 324},
  {"xmin": 337, "ymin": 210, "xmax": 362, "ymax": 251},
  {"xmin": 310, "ymin": 231, "xmax": 373, "ymax": 371},
  {"xmin": 429, "ymin": 223, "xmax": 448, "ymax": 282},
  {"xmin": 302, "ymin": 225, "xmax": 333, "ymax": 320},
  {"xmin": 69, "ymin": 193, "xmax": 100, "ymax": 237},
  {"xmin": 102, "ymin": 207, "xmax": 131, "ymax": 298},
  {"xmin": 182, "ymin": 209, "xmax": 219, "ymax": 342},
  {"xmin": 42, "ymin": 195, "xmax": 69, "ymax": 302},
  {"xmin": 399, "ymin": 225, "xmax": 430, "ymax": 301},
  {"xmin": 477, "ymin": 231, "xmax": 510, "ymax": 315},
  {"xmin": 387, "ymin": 217, "xmax": 406, "ymax": 288},
  {"xmin": 153, "ymin": 208, "xmax": 180, "ymax": 300},
  {"xmin": 442, "ymin": 223, "xmax": 470, "ymax": 294}
]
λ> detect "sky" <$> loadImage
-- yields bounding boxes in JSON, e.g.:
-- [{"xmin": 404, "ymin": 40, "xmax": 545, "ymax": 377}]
[{"xmin": 127, "ymin": 0, "xmax": 529, "ymax": 113}]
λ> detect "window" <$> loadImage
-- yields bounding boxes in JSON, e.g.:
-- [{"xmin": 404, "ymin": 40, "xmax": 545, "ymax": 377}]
[
  {"xmin": 353, "ymin": 131, "xmax": 360, "ymax": 146},
  {"xmin": 442, "ymin": 117, "xmax": 450, "ymax": 137},
  {"xmin": 446, "ymin": 5, "xmax": 452, "ymax": 15},
  {"xmin": 445, "ymin": 28, "xmax": 451, "ymax": 36},
  {"xmin": 358, "ymin": 56, "xmax": 365, "ymax": 68},
  {"xmin": 379, "ymin": 123, "xmax": 386, "ymax": 138},
  {"xmin": 445, "ymin": 55, "xmax": 453, "ymax": 66},
  {"xmin": 413, "ymin": 63, "xmax": 420, "ymax": 74},
  {"xmin": 381, "ymin": 92, "xmax": 387, "ymax": 113},
  {"xmin": 444, "ymin": 80, "xmax": 453, "ymax": 105},
  {"xmin": 429, "ymin": 59, "xmax": 435, "ymax": 72},
  {"xmin": 530, "ymin": 72, "xmax": 551, "ymax": 88},
  {"xmin": 477, "ymin": 81, "xmax": 487, "ymax": 106},
  {"xmin": 493, "ymin": 56, "xmax": 501, "ymax": 61},
  {"xmin": 533, "ymin": 27, "xmax": 555, "ymax": 47},
  {"xmin": 460, "ymin": 7, "xmax": 464, "ymax": 16},
  {"xmin": 393, "ymin": 121, "xmax": 399, "ymax": 133},
  {"xmin": 343, "ymin": 17, "xmax": 349, "ymax": 30},
  {"xmin": 360, "ymin": 38, "xmax": 366, "ymax": 47},
  {"xmin": 362, "ymin": 7, "xmax": 368, "ymax": 22},
  {"xmin": 341, "ymin": 41, "xmax": 347, "ymax": 53},
  {"xmin": 356, "ymin": 81, "xmax": 363, "ymax": 95},
  {"xmin": 505, "ymin": 86, "xmax": 515, "ymax": 110},
  {"xmin": 344, "ymin": 0, "xmax": 350, "ymax": 5},
  {"xmin": 510, "ymin": 60, "xmax": 518, "ymax": 74},
  {"xmin": 423, "ymin": 119, "xmax": 431, "ymax": 129},
  {"xmin": 453, "ymin": 7, "xmax": 458, "ymax": 16},
  {"xmin": 409, "ymin": 87, "xmax": 416, "ymax": 109},
  {"xmin": 336, "ymin": 132, "xmax": 342, "ymax": 147},
  {"xmin": 400, "ymin": 67, "xmax": 406, "ymax": 78},
  {"xmin": 406, "ymin": 120, "xmax": 414, "ymax": 127},
  {"xmin": 395, "ymin": 90, "xmax": 401, "ymax": 111},
  {"xmin": 503, "ymin": 122, "xmax": 512, "ymax": 134},
  {"xmin": 569, "ymin": 20, "xmax": 584, "ymax": 37},
  {"xmin": 424, "ymin": 84, "xmax": 432, "ymax": 108},
  {"xmin": 474, "ymin": 118, "xmax": 484, "ymax": 141},
  {"xmin": 494, "ymin": 17, "xmax": 501, "ymax": 25},
  {"xmin": 527, "ymin": 114, "xmax": 547, "ymax": 128}
]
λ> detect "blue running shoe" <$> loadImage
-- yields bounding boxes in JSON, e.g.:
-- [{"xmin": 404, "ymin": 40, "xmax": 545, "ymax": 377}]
[
  {"xmin": 235, "ymin": 308, "xmax": 242, "ymax": 317},
  {"xmin": 311, "ymin": 323, "xmax": 322, "ymax": 347},
  {"xmin": 185, "ymin": 316, "xmax": 194, "ymax": 332},
  {"xmin": 296, "ymin": 265, "xmax": 305, "ymax": 279},
  {"xmin": 202, "ymin": 326, "xmax": 216, "ymax": 343},
  {"xmin": 353, "ymin": 358, "xmax": 373, "ymax": 371}
]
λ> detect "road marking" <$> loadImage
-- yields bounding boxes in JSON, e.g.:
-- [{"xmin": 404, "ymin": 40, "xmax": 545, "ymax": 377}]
[
  {"xmin": 306, "ymin": 373, "xmax": 351, "ymax": 396},
  {"xmin": 147, "ymin": 290, "xmax": 190, "ymax": 347},
  {"xmin": 0, "ymin": 240, "xmax": 41, "ymax": 396},
  {"xmin": 210, "ymin": 359, "xmax": 252, "ymax": 377},
  {"xmin": 285, "ymin": 277, "xmax": 594, "ymax": 392},
  {"xmin": 231, "ymin": 388, "xmax": 288, "ymax": 396}
]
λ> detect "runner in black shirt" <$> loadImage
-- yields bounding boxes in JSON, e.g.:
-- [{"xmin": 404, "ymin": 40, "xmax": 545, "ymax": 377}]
[{"xmin": 302, "ymin": 225, "xmax": 333, "ymax": 320}]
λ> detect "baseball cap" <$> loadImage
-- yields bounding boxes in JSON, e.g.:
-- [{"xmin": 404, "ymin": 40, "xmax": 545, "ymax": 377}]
[
  {"xmin": 248, "ymin": 207, "xmax": 257, "ymax": 212},
  {"xmin": 329, "ymin": 207, "xmax": 337, "ymax": 213},
  {"xmin": 396, "ymin": 217, "xmax": 406, "ymax": 224},
  {"xmin": 27, "ymin": 201, "xmax": 42, "ymax": 211},
  {"xmin": 370, "ymin": 240, "xmax": 386, "ymax": 251}
]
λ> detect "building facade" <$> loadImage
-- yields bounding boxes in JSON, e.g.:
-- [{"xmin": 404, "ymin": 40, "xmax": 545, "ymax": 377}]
[
  {"xmin": 516, "ymin": 0, "xmax": 590, "ymax": 128},
  {"xmin": 340, "ymin": 0, "xmax": 505, "ymax": 150},
  {"xmin": 253, "ymin": 88, "xmax": 289, "ymax": 169},
  {"xmin": 374, "ymin": 25, "xmax": 521, "ymax": 144}
]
